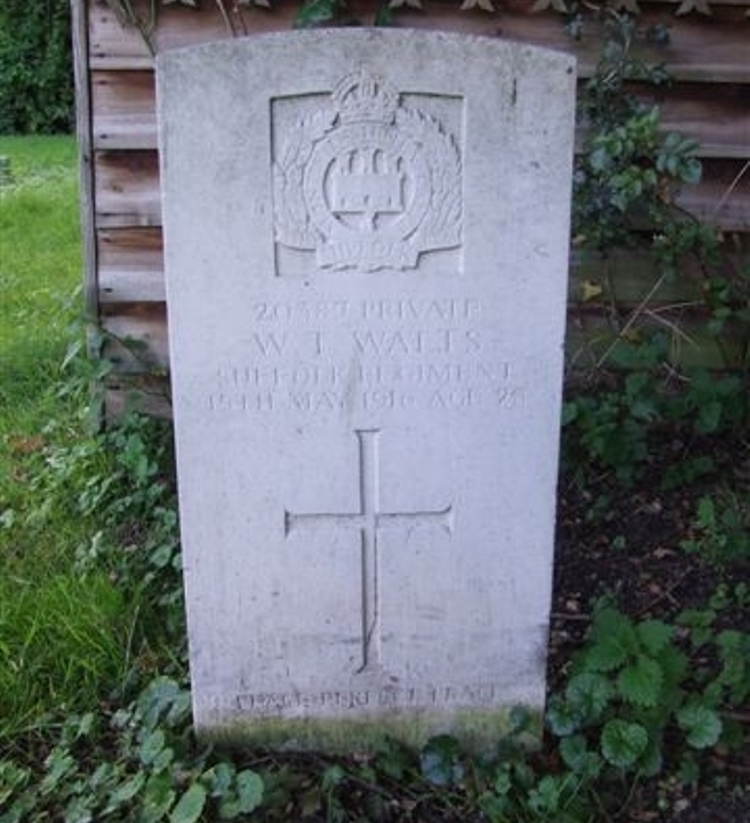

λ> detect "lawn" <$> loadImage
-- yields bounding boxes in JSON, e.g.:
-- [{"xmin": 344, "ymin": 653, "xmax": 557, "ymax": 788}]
[
  {"xmin": 0, "ymin": 136, "xmax": 141, "ymax": 746},
  {"xmin": 0, "ymin": 136, "xmax": 748, "ymax": 822}
]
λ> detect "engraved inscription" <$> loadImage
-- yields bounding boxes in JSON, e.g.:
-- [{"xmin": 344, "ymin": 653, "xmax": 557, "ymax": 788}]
[
  {"xmin": 284, "ymin": 429, "xmax": 453, "ymax": 675},
  {"xmin": 235, "ymin": 682, "xmax": 501, "ymax": 715},
  {"xmin": 206, "ymin": 298, "xmax": 526, "ymax": 415},
  {"xmin": 273, "ymin": 70, "xmax": 462, "ymax": 272}
]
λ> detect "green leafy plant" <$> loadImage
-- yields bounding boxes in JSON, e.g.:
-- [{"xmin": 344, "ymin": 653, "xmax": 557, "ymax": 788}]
[
  {"xmin": 0, "ymin": 678, "xmax": 264, "ymax": 822},
  {"xmin": 0, "ymin": 0, "xmax": 73, "ymax": 133},
  {"xmin": 547, "ymin": 604, "xmax": 748, "ymax": 784},
  {"xmin": 680, "ymin": 493, "xmax": 750, "ymax": 566}
]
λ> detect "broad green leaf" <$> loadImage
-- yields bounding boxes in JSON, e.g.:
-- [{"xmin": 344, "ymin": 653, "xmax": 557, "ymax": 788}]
[
  {"xmin": 205, "ymin": 763, "xmax": 235, "ymax": 796},
  {"xmin": 170, "ymin": 783, "xmax": 206, "ymax": 823},
  {"xmin": 63, "ymin": 797, "xmax": 94, "ymax": 823},
  {"xmin": 677, "ymin": 704, "xmax": 722, "ymax": 749},
  {"xmin": 142, "ymin": 772, "xmax": 176, "ymax": 823},
  {"xmin": 528, "ymin": 775, "xmax": 561, "ymax": 814},
  {"xmin": 600, "ymin": 720, "xmax": 648, "ymax": 768},
  {"xmin": 139, "ymin": 729, "xmax": 166, "ymax": 766},
  {"xmin": 106, "ymin": 771, "xmax": 146, "ymax": 810},
  {"xmin": 639, "ymin": 735, "xmax": 664, "ymax": 778},
  {"xmin": 40, "ymin": 751, "xmax": 76, "ymax": 795},
  {"xmin": 509, "ymin": 705, "xmax": 532, "ymax": 733},
  {"xmin": 420, "ymin": 735, "xmax": 464, "ymax": 787},
  {"xmin": 293, "ymin": 0, "xmax": 341, "ymax": 28},
  {"xmin": 559, "ymin": 735, "xmax": 602, "ymax": 777},
  {"xmin": 546, "ymin": 695, "xmax": 583, "ymax": 737},
  {"xmin": 565, "ymin": 672, "xmax": 613, "ymax": 720},
  {"xmin": 585, "ymin": 634, "xmax": 630, "ymax": 672},
  {"xmin": 235, "ymin": 770, "xmax": 263, "ymax": 813},
  {"xmin": 617, "ymin": 656, "xmax": 663, "ymax": 707}
]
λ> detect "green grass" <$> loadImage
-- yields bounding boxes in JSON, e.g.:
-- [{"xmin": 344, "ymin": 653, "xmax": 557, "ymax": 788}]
[
  {"xmin": 0, "ymin": 135, "xmax": 82, "ymax": 420},
  {"xmin": 0, "ymin": 136, "xmax": 143, "ymax": 742}
]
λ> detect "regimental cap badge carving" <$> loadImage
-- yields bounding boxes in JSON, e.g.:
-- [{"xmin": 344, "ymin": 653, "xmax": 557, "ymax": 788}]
[{"xmin": 273, "ymin": 70, "xmax": 462, "ymax": 273}]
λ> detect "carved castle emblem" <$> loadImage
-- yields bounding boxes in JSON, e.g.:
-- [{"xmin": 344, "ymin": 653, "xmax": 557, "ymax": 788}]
[{"xmin": 273, "ymin": 70, "xmax": 462, "ymax": 272}]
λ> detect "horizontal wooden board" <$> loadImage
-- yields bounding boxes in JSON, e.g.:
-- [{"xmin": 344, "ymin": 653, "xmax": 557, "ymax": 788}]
[
  {"xmin": 88, "ymin": 0, "xmax": 750, "ymax": 82},
  {"xmin": 98, "ymin": 304, "xmax": 748, "ymax": 389},
  {"xmin": 105, "ymin": 375, "xmax": 172, "ymax": 419},
  {"xmin": 101, "ymin": 302, "xmax": 169, "ymax": 371},
  {"xmin": 95, "ymin": 149, "xmax": 161, "ymax": 227},
  {"xmin": 566, "ymin": 310, "xmax": 749, "ymax": 371},
  {"xmin": 92, "ymin": 148, "xmax": 750, "ymax": 231},
  {"xmin": 90, "ymin": 69, "xmax": 750, "ymax": 159},
  {"xmin": 95, "ymin": 225, "xmax": 749, "ymax": 311},
  {"xmin": 91, "ymin": 70, "xmax": 156, "ymax": 150},
  {"xmin": 637, "ymin": 83, "xmax": 750, "ymax": 159}
]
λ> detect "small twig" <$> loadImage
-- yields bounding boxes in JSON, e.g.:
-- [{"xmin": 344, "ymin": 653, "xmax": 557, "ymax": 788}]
[
  {"xmin": 634, "ymin": 568, "xmax": 692, "ymax": 617},
  {"xmin": 550, "ymin": 612, "xmax": 592, "ymax": 622},
  {"xmin": 711, "ymin": 159, "xmax": 750, "ymax": 222},
  {"xmin": 595, "ymin": 273, "xmax": 667, "ymax": 369},
  {"xmin": 215, "ymin": 0, "xmax": 235, "ymax": 34}
]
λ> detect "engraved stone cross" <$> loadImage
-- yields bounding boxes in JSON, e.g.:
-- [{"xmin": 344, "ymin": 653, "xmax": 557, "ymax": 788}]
[{"xmin": 284, "ymin": 429, "xmax": 453, "ymax": 674}]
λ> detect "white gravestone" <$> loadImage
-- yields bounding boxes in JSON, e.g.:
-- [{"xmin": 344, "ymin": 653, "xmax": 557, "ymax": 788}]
[{"xmin": 157, "ymin": 30, "xmax": 576, "ymax": 750}]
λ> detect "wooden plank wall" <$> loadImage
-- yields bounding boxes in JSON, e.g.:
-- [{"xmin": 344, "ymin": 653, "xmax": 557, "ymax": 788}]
[{"xmin": 74, "ymin": 0, "xmax": 750, "ymax": 417}]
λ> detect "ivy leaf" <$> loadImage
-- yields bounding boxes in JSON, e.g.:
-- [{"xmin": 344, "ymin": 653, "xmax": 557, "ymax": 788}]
[
  {"xmin": 617, "ymin": 656, "xmax": 663, "ymax": 707},
  {"xmin": 677, "ymin": 704, "xmax": 723, "ymax": 749},
  {"xmin": 170, "ymin": 783, "xmax": 206, "ymax": 823},
  {"xmin": 600, "ymin": 720, "xmax": 648, "ymax": 768}
]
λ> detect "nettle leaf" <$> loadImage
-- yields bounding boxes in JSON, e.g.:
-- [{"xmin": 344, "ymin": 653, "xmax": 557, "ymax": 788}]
[
  {"xmin": 677, "ymin": 704, "xmax": 723, "ymax": 749},
  {"xmin": 565, "ymin": 672, "xmax": 613, "ymax": 720},
  {"xmin": 637, "ymin": 620, "xmax": 673, "ymax": 655},
  {"xmin": 586, "ymin": 610, "xmax": 638, "ymax": 672},
  {"xmin": 170, "ymin": 783, "xmax": 207, "ymax": 823},
  {"xmin": 617, "ymin": 656, "xmax": 663, "ymax": 707},
  {"xmin": 600, "ymin": 720, "xmax": 649, "ymax": 768}
]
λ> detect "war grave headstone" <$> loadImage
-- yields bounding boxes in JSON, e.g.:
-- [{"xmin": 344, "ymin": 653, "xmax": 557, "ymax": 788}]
[{"xmin": 157, "ymin": 29, "xmax": 576, "ymax": 750}]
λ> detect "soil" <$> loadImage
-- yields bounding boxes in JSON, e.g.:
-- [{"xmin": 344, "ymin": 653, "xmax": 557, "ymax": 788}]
[{"xmin": 549, "ymin": 433, "xmax": 750, "ymax": 822}]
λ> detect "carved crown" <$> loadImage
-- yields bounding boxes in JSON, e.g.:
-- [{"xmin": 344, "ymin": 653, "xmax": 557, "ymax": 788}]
[{"xmin": 331, "ymin": 70, "xmax": 399, "ymax": 124}]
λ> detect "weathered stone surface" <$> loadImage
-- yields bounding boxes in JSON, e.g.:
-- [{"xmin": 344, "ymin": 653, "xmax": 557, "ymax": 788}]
[{"xmin": 157, "ymin": 29, "xmax": 576, "ymax": 750}]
